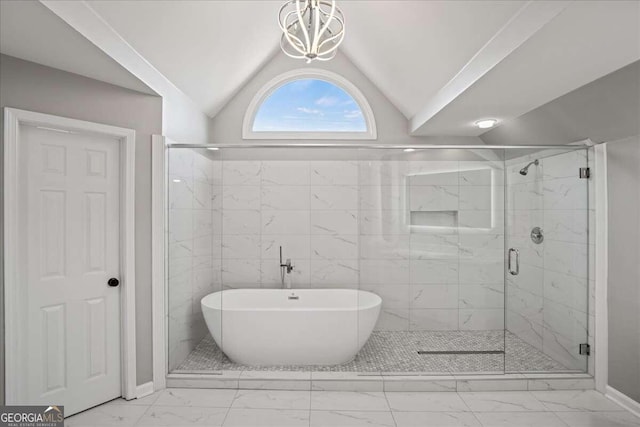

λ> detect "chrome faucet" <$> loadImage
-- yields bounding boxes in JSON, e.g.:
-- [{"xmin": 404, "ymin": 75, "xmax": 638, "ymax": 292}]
[{"xmin": 279, "ymin": 246, "xmax": 294, "ymax": 288}]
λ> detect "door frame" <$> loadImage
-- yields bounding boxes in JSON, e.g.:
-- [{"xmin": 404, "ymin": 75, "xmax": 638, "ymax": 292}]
[{"xmin": 3, "ymin": 108, "xmax": 137, "ymax": 402}]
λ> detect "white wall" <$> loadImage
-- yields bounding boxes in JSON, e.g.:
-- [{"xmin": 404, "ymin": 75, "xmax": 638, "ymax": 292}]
[
  {"xmin": 0, "ymin": 54, "xmax": 163, "ymax": 393},
  {"xmin": 607, "ymin": 135, "xmax": 640, "ymax": 402},
  {"xmin": 163, "ymin": 95, "xmax": 209, "ymax": 145}
]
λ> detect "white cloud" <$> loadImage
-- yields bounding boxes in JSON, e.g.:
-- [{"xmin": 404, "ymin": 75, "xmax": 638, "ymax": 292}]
[
  {"xmin": 315, "ymin": 96, "xmax": 340, "ymax": 107},
  {"xmin": 297, "ymin": 107, "xmax": 323, "ymax": 115},
  {"xmin": 343, "ymin": 109, "xmax": 363, "ymax": 119}
]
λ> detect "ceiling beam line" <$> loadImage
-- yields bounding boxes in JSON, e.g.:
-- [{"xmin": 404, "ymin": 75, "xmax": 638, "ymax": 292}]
[
  {"xmin": 409, "ymin": 0, "xmax": 570, "ymax": 136},
  {"xmin": 39, "ymin": 0, "xmax": 206, "ymax": 121}
]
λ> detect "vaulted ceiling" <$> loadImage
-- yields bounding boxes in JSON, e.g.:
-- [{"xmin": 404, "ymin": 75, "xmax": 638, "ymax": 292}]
[
  {"xmin": 338, "ymin": 1, "xmax": 526, "ymax": 119},
  {"xmin": 2, "ymin": 0, "xmax": 639, "ymax": 138},
  {"xmin": 89, "ymin": 0, "xmax": 283, "ymax": 118},
  {"xmin": 0, "ymin": 0, "xmax": 154, "ymax": 95}
]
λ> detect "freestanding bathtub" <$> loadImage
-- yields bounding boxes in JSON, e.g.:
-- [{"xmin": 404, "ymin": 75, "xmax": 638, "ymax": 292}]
[{"xmin": 201, "ymin": 289, "xmax": 382, "ymax": 366}]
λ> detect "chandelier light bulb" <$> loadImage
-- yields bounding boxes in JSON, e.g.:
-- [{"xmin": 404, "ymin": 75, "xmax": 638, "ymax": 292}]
[{"xmin": 279, "ymin": 0, "xmax": 345, "ymax": 63}]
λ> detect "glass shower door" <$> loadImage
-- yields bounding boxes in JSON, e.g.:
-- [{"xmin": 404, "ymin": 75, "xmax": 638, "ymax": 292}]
[{"xmin": 505, "ymin": 148, "xmax": 590, "ymax": 373}]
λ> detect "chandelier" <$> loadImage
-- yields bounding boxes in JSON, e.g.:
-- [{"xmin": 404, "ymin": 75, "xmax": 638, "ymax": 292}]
[{"xmin": 278, "ymin": 0, "xmax": 345, "ymax": 63}]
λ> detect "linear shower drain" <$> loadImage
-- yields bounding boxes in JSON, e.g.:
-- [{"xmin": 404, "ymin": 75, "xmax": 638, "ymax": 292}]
[{"xmin": 417, "ymin": 350, "xmax": 505, "ymax": 355}]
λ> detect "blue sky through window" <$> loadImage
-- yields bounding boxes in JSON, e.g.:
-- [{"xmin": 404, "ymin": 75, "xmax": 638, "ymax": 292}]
[{"xmin": 252, "ymin": 79, "xmax": 367, "ymax": 132}]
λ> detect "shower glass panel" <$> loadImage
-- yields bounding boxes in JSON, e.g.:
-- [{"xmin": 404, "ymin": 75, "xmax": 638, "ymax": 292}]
[
  {"xmin": 167, "ymin": 147, "xmax": 223, "ymax": 374},
  {"xmin": 504, "ymin": 147, "xmax": 590, "ymax": 373},
  {"xmin": 165, "ymin": 144, "xmax": 590, "ymax": 377},
  {"xmin": 356, "ymin": 148, "xmax": 507, "ymax": 375}
]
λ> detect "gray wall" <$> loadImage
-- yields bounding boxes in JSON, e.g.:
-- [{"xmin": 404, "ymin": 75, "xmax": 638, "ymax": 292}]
[
  {"xmin": 0, "ymin": 54, "xmax": 163, "ymax": 397},
  {"xmin": 607, "ymin": 135, "xmax": 640, "ymax": 402},
  {"xmin": 480, "ymin": 61, "xmax": 640, "ymax": 146}
]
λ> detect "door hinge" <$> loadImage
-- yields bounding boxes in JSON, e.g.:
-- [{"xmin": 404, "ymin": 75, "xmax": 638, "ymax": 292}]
[
  {"xmin": 579, "ymin": 167, "xmax": 590, "ymax": 179},
  {"xmin": 579, "ymin": 343, "xmax": 591, "ymax": 356}
]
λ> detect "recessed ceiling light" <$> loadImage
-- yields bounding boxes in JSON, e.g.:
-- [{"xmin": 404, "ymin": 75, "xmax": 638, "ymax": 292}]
[
  {"xmin": 475, "ymin": 119, "xmax": 497, "ymax": 129},
  {"xmin": 404, "ymin": 148, "xmax": 416, "ymax": 152},
  {"xmin": 207, "ymin": 147, "xmax": 220, "ymax": 151},
  {"xmin": 172, "ymin": 179, "xmax": 181, "ymax": 183}
]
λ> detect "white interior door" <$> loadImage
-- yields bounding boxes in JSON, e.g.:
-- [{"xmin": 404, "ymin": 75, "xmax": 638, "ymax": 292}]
[{"xmin": 18, "ymin": 124, "xmax": 122, "ymax": 416}]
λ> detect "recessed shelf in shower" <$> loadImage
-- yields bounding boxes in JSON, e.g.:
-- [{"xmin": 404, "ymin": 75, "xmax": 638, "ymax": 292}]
[{"xmin": 410, "ymin": 210, "xmax": 458, "ymax": 229}]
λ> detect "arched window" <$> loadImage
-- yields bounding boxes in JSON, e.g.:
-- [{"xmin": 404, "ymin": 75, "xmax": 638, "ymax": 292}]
[{"xmin": 243, "ymin": 69, "xmax": 377, "ymax": 140}]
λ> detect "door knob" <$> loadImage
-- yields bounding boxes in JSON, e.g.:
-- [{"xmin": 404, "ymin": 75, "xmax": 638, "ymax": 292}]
[{"xmin": 108, "ymin": 278, "xmax": 120, "ymax": 287}]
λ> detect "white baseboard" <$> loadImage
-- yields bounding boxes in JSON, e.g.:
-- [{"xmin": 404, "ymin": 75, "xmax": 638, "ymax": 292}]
[
  {"xmin": 136, "ymin": 381, "xmax": 155, "ymax": 399},
  {"xmin": 605, "ymin": 385, "xmax": 640, "ymax": 418}
]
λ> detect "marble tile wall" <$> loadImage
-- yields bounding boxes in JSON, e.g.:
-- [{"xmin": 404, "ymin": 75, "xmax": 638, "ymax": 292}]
[
  {"xmin": 505, "ymin": 149, "xmax": 590, "ymax": 371},
  {"xmin": 211, "ymin": 159, "xmax": 505, "ymax": 334},
  {"xmin": 364, "ymin": 160, "xmax": 505, "ymax": 332}
]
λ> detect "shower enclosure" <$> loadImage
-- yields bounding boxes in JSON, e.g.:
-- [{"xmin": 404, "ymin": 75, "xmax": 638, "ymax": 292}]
[{"xmin": 166, "ymin": 143, "xmax": 592, "ymax": 376}]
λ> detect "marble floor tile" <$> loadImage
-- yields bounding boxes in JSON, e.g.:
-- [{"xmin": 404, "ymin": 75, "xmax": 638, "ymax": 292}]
[
  {"xmin": 231, "ymin": 390, "xmax": 311, "ymax": 410},
  {"xmin": 62, "ymin": 388, "xmax": 640, "ymax": 427},
  {"xmin": 110, "ymin": 391, "xmax": 162, "ymax": 406},
  {"xmin": 555, "ymin": 410, "xmax": 640, "ymax": 427},
  {"xmin": 458, "ymin": 391, "xmax": 547, "ymax": 412},
  {"xmin": 154, "ymin": 388, "xmax": 238, "ymax": 407},
  {"xmin": 312, "ymin": 379, "xmax": 384, "ymax": 392},
  {"xmin": 385, "ymin": 392, "xmax": 470, "ymax": 412},
  {"xmin": 65, "ymin": 403, "xmax": 148, "ymax": 426},
  {"xmin": 392, "ymin": 411, "xmax": 481, "ymax": 427},
  {"xmin": 531, "ymin": 390, "xmax": 626, "ymax": 412},
  {"xmin": 310, "ymin": 410, "xmax": 396, "ymax": 427},
  {"xmin": 136, "ymin": 405, "xmax": 229, "ymax": 427},
  {"xmin": 473, "ymin": 411, "xmax": 567, "ymax": 426},
  {"xmin": 222, "ymin": 409, "xmax": 310, "ymax": 426},
  {"xmin": 311, "ymin": 391, "xmax": 390, "ymax": 411},
  {"xmin": 383, "ymin": 379, "xmax": 457, "ymax": 392},
  {"xmin": 137, "ymin": 406, "xmax": 228, "ymax": 426},
  {"xmin": 239, "ymin": 379, "xmax": 312, "ymax": 391}
]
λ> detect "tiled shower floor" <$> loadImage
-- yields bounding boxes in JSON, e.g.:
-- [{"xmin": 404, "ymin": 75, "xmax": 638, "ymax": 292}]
[{"xmin": 175, "ymin": 331, "xmax": 572, "ymax": 374}]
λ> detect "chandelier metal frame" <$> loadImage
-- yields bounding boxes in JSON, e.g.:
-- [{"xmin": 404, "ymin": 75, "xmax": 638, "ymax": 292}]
[{"xmin": 278, "ymin": 0, "xmax": 345, "ymax": 63}]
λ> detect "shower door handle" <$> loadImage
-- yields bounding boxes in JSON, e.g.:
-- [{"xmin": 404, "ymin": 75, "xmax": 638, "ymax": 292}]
[{"xmin": 508, "ymin": 248, "xmax": 519, "ymax": 276}]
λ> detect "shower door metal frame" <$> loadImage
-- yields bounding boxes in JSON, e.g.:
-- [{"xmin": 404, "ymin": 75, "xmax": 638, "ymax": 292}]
[{"xmin": 166, "ymin": 143, "xmax": 595, "ymax": 149}]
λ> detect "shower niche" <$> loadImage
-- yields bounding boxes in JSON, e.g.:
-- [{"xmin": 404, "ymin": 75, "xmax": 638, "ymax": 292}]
[{"xmin": 407, "ymin": 168, "xmax": 495, "ymax": 230}]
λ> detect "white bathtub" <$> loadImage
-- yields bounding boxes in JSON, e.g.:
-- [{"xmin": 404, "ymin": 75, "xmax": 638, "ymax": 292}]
[{"xmin": 201, "ymin": 289, "xmax": 382, "ymax": 366}]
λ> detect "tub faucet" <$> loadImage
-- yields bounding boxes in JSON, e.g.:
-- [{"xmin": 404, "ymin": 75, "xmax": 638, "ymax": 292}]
[{"xmin": 279, "ymin": 246, "xmax": 294, "ymax": 288}]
